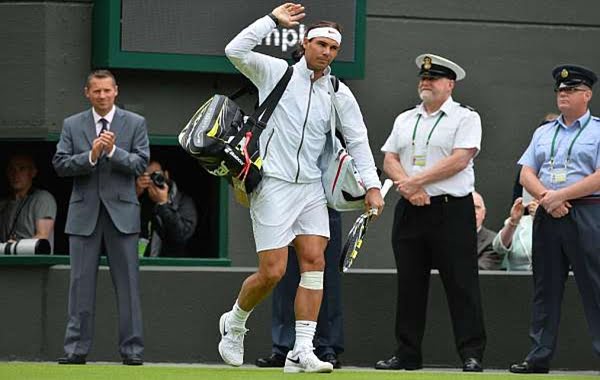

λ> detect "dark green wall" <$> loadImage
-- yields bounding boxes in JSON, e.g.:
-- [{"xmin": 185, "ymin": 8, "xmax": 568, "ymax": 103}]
[
  {"xmin": 2, "ymin": 1, "xmax": 600, "ymax": 267},
  {"xmin": 0, "ymin": 1, "xmax": 92, "ymax": 139},
  {"xmin": 0, "ymin": 266, "xmax": 596, "ymax": 369},
  {"xmin": 345, "ymin": 0, "xmax": 600, "ymax": 269}
]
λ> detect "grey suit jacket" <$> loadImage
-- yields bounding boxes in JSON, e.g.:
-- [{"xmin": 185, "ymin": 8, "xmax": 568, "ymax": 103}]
[
  {"xmin": 53, "ymin": 107, "xmax": 149, "ymax": 236},
  {"xmin": 477, "ymin": 226, "xmax": 504, "ymax": 270}
]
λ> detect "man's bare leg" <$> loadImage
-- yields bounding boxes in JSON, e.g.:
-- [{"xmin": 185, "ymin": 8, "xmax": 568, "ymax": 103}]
[
  {"xmin": 283, "ymin": 234, "xmax": 333, "ymax": 373},
  {"xmin": 218, "ymin": 247, "xmax": 288, "ymax": 366},
  {"xmin": 237, "ymin": 247, "xmax": 288, "ymax": 311},
  {"xmin": 294, "ymin": 235, "xmax": 328, "ymax": 321}
]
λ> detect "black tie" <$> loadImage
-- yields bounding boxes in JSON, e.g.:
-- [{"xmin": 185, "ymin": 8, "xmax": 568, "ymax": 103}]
[{"xmin": 99, "ymin": 118, "xmax": 108, "ymax": 135}]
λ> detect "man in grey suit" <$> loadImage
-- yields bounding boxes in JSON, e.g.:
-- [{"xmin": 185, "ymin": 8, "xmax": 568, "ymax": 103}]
[
  {"xmin": 53, "ymin": 70, "xmax": 149, "ymax": 365},
  {"xmin": 473, "ymin": 191, "xmax": 502, "ymax": 270}
]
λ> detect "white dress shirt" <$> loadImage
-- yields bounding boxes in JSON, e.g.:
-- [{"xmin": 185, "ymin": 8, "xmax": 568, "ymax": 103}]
[
  {"xmin": 89, "ymin": 106, "xmax": 116, "ymax": 164},
  {"xmin": 381, "ymin": 96, "xmax": 482, "ymax": 197}
]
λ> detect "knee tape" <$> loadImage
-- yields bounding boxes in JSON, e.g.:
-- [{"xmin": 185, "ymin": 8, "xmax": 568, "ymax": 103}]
[{"xmin": 299, "ymin": 271, "xmax": 324, "ymax": 290}]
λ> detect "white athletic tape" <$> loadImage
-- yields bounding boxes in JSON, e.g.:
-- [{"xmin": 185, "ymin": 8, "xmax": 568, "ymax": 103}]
[
  {"xmin": 306, "ymin": 27, "xmax": 342, "ymax": 44},
  {"xmin": 299, "ymin": 271, "xmax": 324, "ymax": 290}
]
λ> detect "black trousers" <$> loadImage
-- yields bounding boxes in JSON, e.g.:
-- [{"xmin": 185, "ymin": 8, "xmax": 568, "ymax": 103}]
[
  {"xmin": 391, "ymin": 194, "xmax": 486, "ymax": 364},
  {"xmin": 526, "ymin": 204, "xmax": 600, "ymax": 367}
]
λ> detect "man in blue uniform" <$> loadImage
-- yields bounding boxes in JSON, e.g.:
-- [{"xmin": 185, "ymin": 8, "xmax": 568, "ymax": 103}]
[{"xmin": 511, "ymin": 64, "xmax": 600, "ymax": 374}]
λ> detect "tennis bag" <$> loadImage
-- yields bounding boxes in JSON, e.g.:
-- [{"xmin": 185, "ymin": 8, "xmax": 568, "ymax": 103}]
[
  {"xmin": 179, "ymin": 67, "xmax": 293, "ymax": 201},
  {"xmin": 320, "ymin": 77, "xmax": 368, "ymax": 211},
  {"xmin": 321, "ymin": 126, "xmax": 367, "ymax": 212}
]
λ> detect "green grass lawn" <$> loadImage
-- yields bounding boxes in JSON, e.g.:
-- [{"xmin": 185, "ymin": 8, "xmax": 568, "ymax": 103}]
[{"xmin": 0, "ymin": 363, "xmax": 598, "ymax": 380}]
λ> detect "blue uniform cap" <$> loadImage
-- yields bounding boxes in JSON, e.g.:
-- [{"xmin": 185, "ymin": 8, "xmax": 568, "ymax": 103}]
[{"xmin": 552, "ymin": 64, "xmax": 597, "ymax": 89}]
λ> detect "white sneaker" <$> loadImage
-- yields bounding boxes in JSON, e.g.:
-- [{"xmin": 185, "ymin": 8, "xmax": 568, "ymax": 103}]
[
  {"xmin": 284, "ymin": 348, "xmax": 334, "ymax": 373},
  {"xmin": 217, "ymin": 311, "xmax": 247, "ymax": 366}
]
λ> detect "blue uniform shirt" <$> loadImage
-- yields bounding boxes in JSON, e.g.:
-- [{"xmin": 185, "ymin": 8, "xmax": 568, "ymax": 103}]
[{"xmin": 518, "ymin": 110, "xmax": 600, "ymax": 193}]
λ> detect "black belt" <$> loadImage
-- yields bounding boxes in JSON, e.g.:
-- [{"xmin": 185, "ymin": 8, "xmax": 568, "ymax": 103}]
[
  {"xmin": 570, "ymin": 196, "xmax": 600, "ymax": 205},
  {"xmin": 429, "ymin": 194, "xmax": 471, "ymax": 204},
  {"xmin": 402, "ymin": 194, "xmax": 470, "ymax": 205}
]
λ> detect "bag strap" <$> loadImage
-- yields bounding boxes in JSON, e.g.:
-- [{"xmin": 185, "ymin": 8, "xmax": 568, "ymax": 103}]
[
  {"xmin": 249, "ymin": 66, "xmax": 294, "ymax": 127},
  {"xmin": 327, "ymin": 77, "xmax": 383, "ymax": 179},
  {"xmin": 228, "ymin": 77, "xmax": 257, "ymax": 101},
  {"xmin": 327, "ymin": 75, "xmax": 347, "ymax": 150}
]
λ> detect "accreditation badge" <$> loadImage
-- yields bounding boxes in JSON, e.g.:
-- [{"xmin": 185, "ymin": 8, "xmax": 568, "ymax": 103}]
[
  {"xmin": 412, "ymin": 154, "xmax": 426, "ymax": 167},
  {"xmin": 550, "ymin": 167, "xmax": 567, "ymax": 184}
]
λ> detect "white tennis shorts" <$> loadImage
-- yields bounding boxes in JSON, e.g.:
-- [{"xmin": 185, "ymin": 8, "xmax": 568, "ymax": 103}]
[{"xmin": 250, "ymin": 176, "xmax": 329, "ymax": 252}]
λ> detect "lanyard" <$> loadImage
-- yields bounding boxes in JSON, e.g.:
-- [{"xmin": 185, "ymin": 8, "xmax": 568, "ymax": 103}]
[
  {"xmin": 411, "ymin": 112, "xmax": 445, "ymax": 148},
  {"xmin": 549, "ymin": 114, "xmax": 592, "ymax": 166}
]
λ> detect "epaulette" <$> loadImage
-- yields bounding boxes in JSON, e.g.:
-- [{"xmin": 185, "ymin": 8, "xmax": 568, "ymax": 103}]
[
  {"xmin": 401, "ymin": 105, "xmax": 417, "ymax": 114},
  {"xmin": 459, "ymin": 103, "xmax": 476, "ymax": 112},
  {"xmin": 593, "ymin": 116, "xmax": 600, "ymax": 122}
]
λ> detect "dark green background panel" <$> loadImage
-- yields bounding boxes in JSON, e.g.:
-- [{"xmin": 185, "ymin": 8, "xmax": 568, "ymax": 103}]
[
  {"xmin": 2, "ymin": 1, "xmax": 600, "ymax": 268},
  {"xmin": 0, "ymin": 266, "xmax": 595, "ymax": 369}
]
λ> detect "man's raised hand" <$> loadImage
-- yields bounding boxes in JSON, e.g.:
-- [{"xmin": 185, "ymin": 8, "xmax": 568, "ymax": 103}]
[{"xmin": 272, "ymin": 3, "xmax": 305, "ymax": 28}]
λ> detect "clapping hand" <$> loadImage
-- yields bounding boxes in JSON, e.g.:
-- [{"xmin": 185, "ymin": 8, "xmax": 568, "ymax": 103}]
[
  {"xmin": 91, "ymin": 138, "xmax": 104, "ymax": 162},
  {"xmin": 509, "ymin": 197, "xmax": 525, "ymax": 225},
  {"xmin": 99, "ymin": 130, "xmax": 115, "ymax": 154}
]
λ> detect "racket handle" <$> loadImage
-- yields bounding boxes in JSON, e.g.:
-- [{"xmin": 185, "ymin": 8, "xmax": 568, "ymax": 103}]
[{"xmin": 380, "ymin": 179, "xmax": 394, "ymax": 198}]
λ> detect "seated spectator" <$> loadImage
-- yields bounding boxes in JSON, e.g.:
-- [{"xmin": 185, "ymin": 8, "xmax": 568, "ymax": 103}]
[
  {"xmin": 0, "ymin": 154, "xmax": 57, "ymax": 253},
  {"xmin": 492, "ymin": 197, "xmax": 537, "ymax": 271},
  {"xmin": 473, "ymin": 191, "xmax": 502, "ymax": 270},
  {"xmin": 136, "ymin": 160, "xmax": 197, "ymax": 257}
]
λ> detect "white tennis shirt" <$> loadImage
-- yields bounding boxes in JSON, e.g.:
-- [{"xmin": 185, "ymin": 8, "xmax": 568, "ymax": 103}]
[{"xmin": 225, "ymin": 15, "xmax": 380, "ymax": 190}]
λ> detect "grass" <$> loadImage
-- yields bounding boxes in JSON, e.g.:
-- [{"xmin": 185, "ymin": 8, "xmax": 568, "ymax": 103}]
[{"xmin": 0, "ymin": 362, "xmax": 597, "ymax": 380}]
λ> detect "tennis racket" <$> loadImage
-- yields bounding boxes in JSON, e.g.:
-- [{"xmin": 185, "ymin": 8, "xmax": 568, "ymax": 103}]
[{"xmin": 339, "ymin": 179, "xmax": 394, "ymax": 272}]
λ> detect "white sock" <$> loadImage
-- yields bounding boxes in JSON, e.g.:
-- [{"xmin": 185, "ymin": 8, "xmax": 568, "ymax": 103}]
[
  {"xmin": 293, "ymin": 320, "xmax": 317, "ymax": 353},
  {"xmin": 229, "ymin": 300, "xmax": 252, "ymax": 329}
]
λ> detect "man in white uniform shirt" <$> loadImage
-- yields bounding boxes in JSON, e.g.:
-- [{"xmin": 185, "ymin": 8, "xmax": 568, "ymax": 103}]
[
  {"xmin": 376, "ymin": 54, "xmax": 486, "ymax": 372},
  {"xmin": 217, "ymin": 3, "xmax": 383, "ymax": 374}
]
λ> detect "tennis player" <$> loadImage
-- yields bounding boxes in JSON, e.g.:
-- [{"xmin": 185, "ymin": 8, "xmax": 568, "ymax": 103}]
[{"xmin": 217, "ymin": 2, "xmax": 383, "ymax": 373}]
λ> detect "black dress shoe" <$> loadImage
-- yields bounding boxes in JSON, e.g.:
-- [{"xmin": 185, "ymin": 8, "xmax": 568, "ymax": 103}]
[
  {"xmin": 463, "ymin": 357, "xmax": 483, "ymax": 372},
  {"xmin": 375, "ymin": 355, "xmax": 422, "ymax": 370},
  {"xmin": 58, "ymin": 354, "xmax": 86, "ymax": 365},
  {"xmin": 255, "ymin": 353, "xmax": 286, "ymax": 368},
  {"xmin": 122, "ymin": 355, "xmax": 144, "ymax": 366},
  {"xmin": 509, "ymin": 360, "xmax": 549, "ymax": 374},
  {"xmin": 319, "ymin": 353, "xmax": 342, "ymax": 369}
]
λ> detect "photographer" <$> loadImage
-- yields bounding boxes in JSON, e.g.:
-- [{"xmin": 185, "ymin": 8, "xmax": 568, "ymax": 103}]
[
  {"xmin": 0, "ymin": 154, "xmax": 57, "ymax": 254},
  {"xmin": 136, "ymin": 160, "xmax": 198, "ymax": 257}
]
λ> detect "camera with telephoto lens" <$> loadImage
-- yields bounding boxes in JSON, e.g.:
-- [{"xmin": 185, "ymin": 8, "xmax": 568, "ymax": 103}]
[
  {"xmin": 0, "ymin": 238, "xmax": 51, "ymax": 255},
  {"xmin": 150, "ymin": 171, "xmax": 166, "ymax": 189}
]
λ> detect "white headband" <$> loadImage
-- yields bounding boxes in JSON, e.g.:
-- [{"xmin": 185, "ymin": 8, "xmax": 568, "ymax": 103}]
[{"xmin": 306, "ymin": 27, "xmax": 342, "ymax": 45}]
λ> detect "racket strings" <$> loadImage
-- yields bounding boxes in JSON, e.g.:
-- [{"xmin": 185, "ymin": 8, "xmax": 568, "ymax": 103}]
[{"xmin": 342, "ymin": 215, "xmax": 369, "ymax": 271}]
